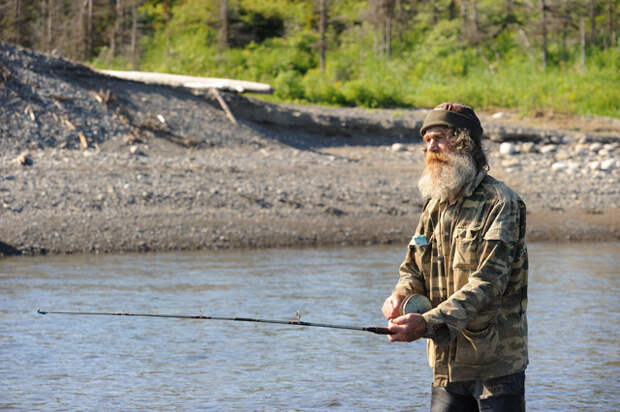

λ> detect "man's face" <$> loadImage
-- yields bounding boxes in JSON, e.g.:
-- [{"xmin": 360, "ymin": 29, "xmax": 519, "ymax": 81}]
[
  {"xmin": 422, "ymin": 126, "xmax": 453, "ymax": 170},
  {"xmin": 418, "ymin": 126, "xmax": 476, "ymax": 202},
  {"xmin": 422, "ymin": 126, "xmax": 452, "ymax": 153}
]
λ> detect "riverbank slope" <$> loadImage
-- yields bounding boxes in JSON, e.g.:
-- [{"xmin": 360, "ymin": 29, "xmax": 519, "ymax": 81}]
[{"xmin": 1, "ymin": 43, "xmax": 619, "ymax": 256}]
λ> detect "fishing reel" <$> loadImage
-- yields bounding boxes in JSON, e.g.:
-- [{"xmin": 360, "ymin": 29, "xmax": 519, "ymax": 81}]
[{"xmin": 400, "ymin": 294, "xmax": 432, "ymax": 315}]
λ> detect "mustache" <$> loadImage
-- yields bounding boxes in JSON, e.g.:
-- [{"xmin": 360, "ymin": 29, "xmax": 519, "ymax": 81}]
[{"xmin": 424, "ymin": 151, "xmax": 450, "ymax": 164}]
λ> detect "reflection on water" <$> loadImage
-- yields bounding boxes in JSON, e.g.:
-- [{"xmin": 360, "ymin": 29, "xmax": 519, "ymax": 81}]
[{"xmin": 1, "ymin": 243, "xmax": 618, "ymax": 410}]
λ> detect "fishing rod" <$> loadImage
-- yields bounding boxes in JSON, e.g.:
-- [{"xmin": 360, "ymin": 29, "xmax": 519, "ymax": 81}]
[{"xmin": 36, "ymin": 308, "xmax": 393, "ymax": 335}]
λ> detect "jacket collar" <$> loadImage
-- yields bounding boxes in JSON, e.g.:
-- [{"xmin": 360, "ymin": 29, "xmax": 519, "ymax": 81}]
[{"xmin": 462, "ymin": 169, "xmax": 487, "ymax": 198}]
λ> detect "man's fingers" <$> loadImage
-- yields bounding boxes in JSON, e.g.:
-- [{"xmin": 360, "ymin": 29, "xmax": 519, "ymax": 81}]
[
  {"xmin": 387, "ymin": 321, "xmax": 405, "ymax": 341},
  {"xmin": 390, "ymin": 314, "xmax": 413, "ymax": 325},
  {"xmin": 382, "ymin": 295, "xmax": 401, "ymax": 319}
]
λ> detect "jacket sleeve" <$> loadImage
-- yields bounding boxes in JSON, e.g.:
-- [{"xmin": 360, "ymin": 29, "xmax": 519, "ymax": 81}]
[
  {"xmin": 422, "ymin": 196, "xmax": 522, "ymax": 341},
  {"xmin": 393, "ymin": 245, "xmax": 427, "ymax": 297},
  {"xmin": 393, "ymin": 217, "xmax": 427, "ymax": 297}
]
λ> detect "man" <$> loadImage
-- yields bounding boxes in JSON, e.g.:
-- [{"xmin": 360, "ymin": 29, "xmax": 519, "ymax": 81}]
[{"xmin": 382, "ymin": 103, "xmax": 528, "ymax": 412}]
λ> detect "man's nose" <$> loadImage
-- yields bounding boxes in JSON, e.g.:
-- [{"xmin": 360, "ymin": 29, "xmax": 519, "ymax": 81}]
[{"xmin": 427, "ymin": 138, "xmax": 439, "ymax": 152}]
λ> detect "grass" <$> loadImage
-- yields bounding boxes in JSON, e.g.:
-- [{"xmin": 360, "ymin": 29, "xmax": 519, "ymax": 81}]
[{"xmin": 94, "ymin": 35, "xmax": 620, "ymax": 118}]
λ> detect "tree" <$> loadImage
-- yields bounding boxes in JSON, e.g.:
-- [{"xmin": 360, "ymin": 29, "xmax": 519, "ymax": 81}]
[
  {"xmin": 541, "ymin": 0, "xmax": 548, "ymax": 69},
  {"xmin": 219, "ymin": 0, "xmax": 228, "ymax": 50},
  {"xmin": 318, "ymin": 0, "xmax": 327, "ymax": 71}
]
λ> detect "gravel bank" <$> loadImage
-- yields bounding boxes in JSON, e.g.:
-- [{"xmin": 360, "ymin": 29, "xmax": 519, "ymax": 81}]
[{"xmin": 1, "ymin": 43, "xmax": 619, "ymax": 256}]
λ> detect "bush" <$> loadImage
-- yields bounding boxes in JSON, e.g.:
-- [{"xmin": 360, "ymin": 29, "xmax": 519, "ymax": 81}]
[
  {"xmin": 302, "ymin": 70, "xmax": 346, "ymax": 105},
  {"xmin": 273, "ymin": 70, "xmax": 305, "ymax": 100}
]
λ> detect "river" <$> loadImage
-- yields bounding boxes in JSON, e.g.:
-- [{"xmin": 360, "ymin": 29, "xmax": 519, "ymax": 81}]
[{"xmin": 1, "ymin": 243, "xmax": 619, "ymax": 411}]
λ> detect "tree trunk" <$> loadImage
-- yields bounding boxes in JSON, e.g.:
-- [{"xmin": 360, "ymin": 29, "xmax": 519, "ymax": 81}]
[
  {"xmin": 460, "ymin": 1, "xmax": 469, "ymax": 39},
  {"xmin": 561, "ymin": 0, "xmax": 569, "ymax": 52},
  {"xmin": 218, "ymin": 0, "xmax": 228, "ymax": 50},
  {"xmin": 580, "ymin": 17, "xmax": 586, "ymax": 72},
  {"xmin": 111, "ymin": 0, "xmax": 122, "ymax": 57},
  {"xmin": 541, "ymin": 0, "xmax": 547, "ymax": 70},
  {"xmin": 319, "ymin": 0, "xmax": 327, "ymax": 72},
  {"xmin": 46, "ymin": 0, "xmax": 54, "ymax": 51},
  {"xmin": 384, "ymin": 0, "xmax": 391, "ymax": 59},
  {"xmin": 13, "ymin": 0, "xmax": 22, "ymax": 45},
  {"xmin": 609, "ymin": 0, "xmax": 617, "ymax": 47},
  {"xmin": 87, "ymin": 0, "xmax": 93, "ymax": 58},
  {"xmin": 131, "ymin": 0, "xmax": 138, "ymax": 68},
  {"xmin": 76, "ymin": 0, "xmax": 86, "ymax": 60},
  {"xmin": 448, "ymin": 0, "xmax": 456, "ymax": 20},
  {"xmin": 589, "ymin": 0, "xmax": 596, "ymax": 45},
  {"xmin": 471, "ymin": 0, "xmax": 480, "ymax": 44}
]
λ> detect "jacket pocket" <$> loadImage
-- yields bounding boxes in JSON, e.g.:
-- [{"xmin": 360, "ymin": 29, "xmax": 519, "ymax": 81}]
[
  {"xmin": 452, "ymin": 225, "xmax": 482, "ymax": 270},
  {"xmin": 454, "ymin": 322, "xmax": 501, "ymax": 366}
]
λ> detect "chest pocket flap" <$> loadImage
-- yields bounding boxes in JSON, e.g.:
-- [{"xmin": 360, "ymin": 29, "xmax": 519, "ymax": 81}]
[
  {"xmin": 452, "ymin": 224, "xmax": 482, "ymax": 270},
  {"xmin": 483, "ymin": 200, "xmax": 520, "ymax": 243}
]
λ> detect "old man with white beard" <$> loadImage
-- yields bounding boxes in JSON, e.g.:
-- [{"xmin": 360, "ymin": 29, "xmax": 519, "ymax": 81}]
[{"xmin": 382, "ymin": 103, "xmax": 529, "ymax": 412}]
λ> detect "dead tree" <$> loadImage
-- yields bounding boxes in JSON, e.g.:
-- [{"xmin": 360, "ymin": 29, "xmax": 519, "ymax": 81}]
[
  {"xmin": 319, "ymin": 0, "xmax": 327, "ymax": 72},
  {"xmin": 541, "ymin": 0, "xmax": 548, "ymax": 70},
  {"xmin": 219, "ymin": 0, "xmax": 228, "ymax": 50}
]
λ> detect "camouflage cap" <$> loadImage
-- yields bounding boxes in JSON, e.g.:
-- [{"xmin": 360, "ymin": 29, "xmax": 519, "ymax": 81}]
[{"xmin": 420, "ymin": 102, "xmax": 483, "ymax": 142}]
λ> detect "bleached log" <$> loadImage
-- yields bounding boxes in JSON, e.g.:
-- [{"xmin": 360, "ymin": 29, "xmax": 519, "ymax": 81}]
[{"xmin": 96, "ymin": 70, "xmax": 273, "ymax": 94}]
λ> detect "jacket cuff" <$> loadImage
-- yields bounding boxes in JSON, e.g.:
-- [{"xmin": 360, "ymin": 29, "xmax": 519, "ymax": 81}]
[{"xmin": 422, "ymin": 309, "xmax": 443, "ymax": 339}]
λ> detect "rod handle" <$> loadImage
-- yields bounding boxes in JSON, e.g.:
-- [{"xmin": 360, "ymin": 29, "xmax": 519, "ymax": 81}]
[{"xmin": 368, "ymin": 327, "xmax": 393, "ymax": 335}]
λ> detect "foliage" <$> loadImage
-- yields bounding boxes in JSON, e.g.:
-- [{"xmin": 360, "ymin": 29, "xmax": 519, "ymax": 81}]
[{"xmin": 2, "ymin": 0, "xmax": 618, "ymax": 117}]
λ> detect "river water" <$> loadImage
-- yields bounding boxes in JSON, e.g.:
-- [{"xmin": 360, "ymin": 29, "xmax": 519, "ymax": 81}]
[{"xmin": 1, "ymin": 243, "xmax": 619, "ymax": 411}]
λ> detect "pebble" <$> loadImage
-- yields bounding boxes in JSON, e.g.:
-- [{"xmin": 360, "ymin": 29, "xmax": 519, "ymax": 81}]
[
  {"xmin": 573, "ymin": 149, "xmax": 588, "ymax": 157},
  {"xmin": 566, "ymin": 162, "xmax": 580, "ymax": 174},
  {"xmin": 598, "ymin": 149, "xmax": 610, "ymax": 157},
  {"xmin": 600, "ymin": 158, "xmax": 617, "ymax": 171},
  {"xmin": 540, "ymin": 145, "xmax": 556, "ymax": 154},
  {"xmin": 520, "ymin": 142, "xmax": 536, "ymax": 153},
  {"xmin": 551, "ymin": 162, "xmax": 567, "ymax": 171},
  {"xmin": 499, "ymin": 142, "xmax": 516, "ymax": 155},
  {"xmin": 590, "ymin": 142, "xmax": 603, "ymax": 152},
  {"xmin": 391, "ymin": 143, "xmax": 406, "ymax": 152}
]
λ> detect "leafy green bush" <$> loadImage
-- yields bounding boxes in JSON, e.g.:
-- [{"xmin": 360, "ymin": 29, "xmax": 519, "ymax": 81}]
[
  {"xmin": 96, "ymin": 0, "xmax": 619, "ymax": 118},
  {"xmin": 302, "ymin": 70, "xmax": 346, "ymax": 105},
  {"xmin": 273, "ymin": 70, "xmax": 304, "ymax": 100}
]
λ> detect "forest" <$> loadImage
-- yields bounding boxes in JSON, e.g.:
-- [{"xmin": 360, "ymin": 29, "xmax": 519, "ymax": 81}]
[{"xmin": 1, "ymin": 0, "xmax": 618, "ymax": 116}]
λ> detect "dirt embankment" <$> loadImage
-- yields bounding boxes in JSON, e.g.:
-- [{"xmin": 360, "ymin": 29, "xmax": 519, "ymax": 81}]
[{"xmin": 1, "ymin": 43, "xmax": 619, "ymax": 257}]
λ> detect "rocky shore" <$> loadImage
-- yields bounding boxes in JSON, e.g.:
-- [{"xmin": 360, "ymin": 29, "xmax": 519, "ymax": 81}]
[{"xmin": 1, "ymin": 43, "xmax": 619, "ymax": 257}]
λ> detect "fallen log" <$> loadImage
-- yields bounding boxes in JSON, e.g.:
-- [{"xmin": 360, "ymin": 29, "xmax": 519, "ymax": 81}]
[{"xmin": 96, "ymin": 69, "xmax": 273, "ymax": 94}]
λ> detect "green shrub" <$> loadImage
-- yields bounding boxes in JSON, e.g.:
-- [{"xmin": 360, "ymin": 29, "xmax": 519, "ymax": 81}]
[
  {"xmin": 273, "ymin": 70, "xmax": 305, "ymax": 100},
  {"xmin": 302, "ymin": 70, "xmax": 346, "ymax": 105},
  {"xmin": 95, "ymin": 1, "xmax": 619, "ymax": 118}
]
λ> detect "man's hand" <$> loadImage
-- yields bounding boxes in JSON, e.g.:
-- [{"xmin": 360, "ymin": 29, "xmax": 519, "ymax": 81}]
[
  {"xmin": 387, "ymin": 313, "xmax": 426, "ymax": 342},
  {"xmin": 382, "ymin": 293, "xmax": 406, "ymax": 320}
]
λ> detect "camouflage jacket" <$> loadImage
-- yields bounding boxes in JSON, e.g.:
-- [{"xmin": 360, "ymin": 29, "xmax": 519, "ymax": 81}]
[{"xmin": 394, "ymin": 171, "xmax": 528, "ymax": 386}]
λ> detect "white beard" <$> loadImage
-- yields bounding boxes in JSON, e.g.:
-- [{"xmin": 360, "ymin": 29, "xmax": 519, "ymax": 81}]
[{"xmin": 417, "ymin": 151, "xmax": 477, "ymax": 202}]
